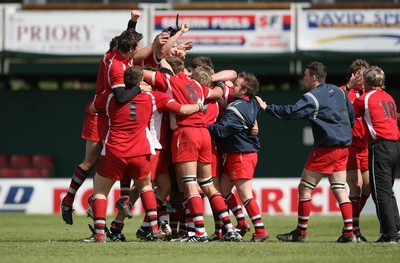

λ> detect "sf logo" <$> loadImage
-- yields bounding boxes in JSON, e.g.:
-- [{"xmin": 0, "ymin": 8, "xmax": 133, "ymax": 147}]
[{"xmin": 258, "ymin": 15, "xmax": 278, "ymax": 28}]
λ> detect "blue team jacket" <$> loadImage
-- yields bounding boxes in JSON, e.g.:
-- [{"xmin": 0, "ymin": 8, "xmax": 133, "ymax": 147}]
[
  {"xmin": 208, "ymin": 97, "xmax": 261, "ymax": 153},
  {"xmin": 266, "ymin": 83, "xmax": 355, "ymax": 147}
]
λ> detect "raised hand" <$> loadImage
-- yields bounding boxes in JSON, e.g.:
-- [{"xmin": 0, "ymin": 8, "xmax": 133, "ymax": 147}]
[
  {"xmin": 178, "ymin": 41, "xmax": 193, "ymax": 51},
  {"xmin": 131, "ymin": 10, "xmax": 141, "ymax": 22},
  {"xmin": 180, "ymin": 23, "xmax": 190, "ymax": 34},
  {"xmin": 347, "ymin": 70, "xmax": 364, "ymax": 90}
]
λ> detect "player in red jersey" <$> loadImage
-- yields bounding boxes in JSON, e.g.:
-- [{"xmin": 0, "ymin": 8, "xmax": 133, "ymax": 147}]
[
  {"xmin": 183, "ymin": 60, "xmax": 242, "ymax": 241},
  {"xmin": 97, "ymin": 26, "xmax": 167, "ymax": 219},
  {"xmin": 190, "ymin": 65, "xmax": 225, "ymax": 240},
  {"xmin": 90, "ymin": 28, "xmax": 145, "ymax": 232},
  {"xmin": 353, "ymin": 66, "xmax": 400, "ymax": 243},
  {"xmin": 190, "ymin": 63, "xmax": 251, "ymax": 241},
  {"xmin": 100, "ymin": 22, "xmax": 189, "ymax": 141},
  {"xmin": 62, "ymin": 10, "xmax": 181, "ymax": 227},
  {"xmin": 83, "ymin": 22, "xmax": 193, "ymax": 241},
  {"xmin": 99, "ymin": 23, "xmax": 194, "ymax": 240},
  {"xmin": 84, "ymin": 66, "xmax": 161, "ymax": 243},
  {"xmin": 61, "ymin": 10, "xmax": 142, "ymax": 225},
  {"xmin": 108, "ymin": 21, "xmax": 192, "ymax": 220},
  {"xmin": 132, "ymin": 71, "xmax": 206, "ymax": 241},
  {"xmin": 144, "ymin": 54, "xmax": 242, "ymax": 242},
  {"xmin": 341, "ymin": 59, "xmax": 371, "ymax": 243},
  {"xmin": 90, "ymin": 66, "xmax": 204, "ymax": 241}
]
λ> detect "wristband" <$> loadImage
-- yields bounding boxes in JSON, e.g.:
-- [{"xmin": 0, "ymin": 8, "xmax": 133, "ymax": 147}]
[
  {"xmin": 197, "ymin": 101, "xmax": 204, "ymax": 112},
  {"xmin": 215, "ymin": 81, "xmax": 225, "ymax": 90}
]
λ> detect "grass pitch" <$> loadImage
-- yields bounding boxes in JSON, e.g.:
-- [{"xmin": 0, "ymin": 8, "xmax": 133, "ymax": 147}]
[{"xmin": 0, "ymin": 214, "xmax": 399, "ymax": 263}]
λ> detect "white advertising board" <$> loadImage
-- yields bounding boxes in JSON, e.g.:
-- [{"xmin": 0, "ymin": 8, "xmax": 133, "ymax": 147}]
[
  {"xmin": 1, "ymin": 178, "xmax": 396, "ymax": 216},
  {"xmin": 298, "ymin": 9, "xmax": 400, "ymax": 52},
  {"xmin": 4, "ymin": 10, "xmax": 147, "ymax": 55},
  {"xmin": 153, "ymin": 10, "xmax": 293, "ymax": 53}
]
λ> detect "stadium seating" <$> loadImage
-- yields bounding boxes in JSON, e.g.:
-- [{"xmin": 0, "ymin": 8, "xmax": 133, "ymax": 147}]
[
  {"xmin": 32, "ymin": 154, "xmax": 54, "ymax": 176},
  {"xmin": 0, "ymin": 167, "xmax": 22, "ymax": 178},
  {"xmin": 0, "ymin": 154, "xmax": 9, "ymax": 168},
  {"xmin": 0, "ymin": 154, "xmax": 54, "ymax": 178},
  {"xmin": 20, "ymin": 167, "xmax": 50, "ymax": 178},
  {"xmin": 10, "ymin": 154, "xmax": 31, "ymax": 168}
]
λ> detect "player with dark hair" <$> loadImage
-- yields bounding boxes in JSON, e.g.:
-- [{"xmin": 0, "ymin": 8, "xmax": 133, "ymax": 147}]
[
  {"xmin": 86, "ymin": 28, "xmax": 149, "ymax": 235},
  {"xmin": 62, "ymin": 10, "xmax": 186, "ymax": 228},
  {"xmin": 208, "ymin": 72, "xmax": 269, "ymax": 242},
  {"xmin": 84, "ymin": 65, "xmax": 161, "ymax": 243},
  {"xmin": 61, "ymin": 10, "xmax": 142, "ymax": 225},
  {"xmin": 257, "ymin": 61, "xmax": 356, "ymax": 243},
  {"xmin": 352, "ymin": 66, "xmax": 400, "ymax": 243},
  {"xmin": 95, "ymin": 22, "xmax": 194, "ymax": 241},
  {"xmin": 106, "ymin": 18, "xmax": 193, "ymax": 236},
  {"xmin": 183, "ymin": 62, "xmax": 194, "ymax": 78}
]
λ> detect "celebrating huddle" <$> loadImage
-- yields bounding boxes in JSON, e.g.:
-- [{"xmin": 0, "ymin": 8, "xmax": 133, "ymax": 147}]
[
  {"xmin": 61, "ymin": 10, "xmax": 268, "ymax": 243},
  {"xmin": 60, "ymin": 10, "xmax": 400, "ymax": 244}
]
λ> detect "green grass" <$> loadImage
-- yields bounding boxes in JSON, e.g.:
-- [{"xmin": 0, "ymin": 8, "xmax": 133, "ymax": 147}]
[{"xmin": 0, "ymin": 214, "xmax": 399, "ymax": 263}]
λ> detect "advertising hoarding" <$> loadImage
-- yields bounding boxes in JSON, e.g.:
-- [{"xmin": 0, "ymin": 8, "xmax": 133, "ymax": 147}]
[{"xmin": 297, "ymin": 9, "xmax": 400, "ymax": 52}]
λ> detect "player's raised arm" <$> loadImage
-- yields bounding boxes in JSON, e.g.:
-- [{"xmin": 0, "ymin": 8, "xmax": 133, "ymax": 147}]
[{"xmin": 127, "ymin": 10, "xmax": 141, "ymax": 30}]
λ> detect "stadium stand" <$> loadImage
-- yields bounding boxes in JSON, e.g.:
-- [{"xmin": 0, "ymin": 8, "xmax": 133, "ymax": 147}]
[
  {"xmin": 0, "ymin": 167, "xmax": 22, "ymax": 178},
  {"xmin": 32, "ymin": 154, "xmax": 54, "ymax": 167},
  {"xmin": 32, "ymin": 154, "xmax": 55, "ymax": 176},
  {"xmin": 20, "ymin": 167, "xmax": 50, "ymax": 178},
  {"xmin": 10, "ymin": 154, "xmax": 31, "ymax": 168},
  {"xmin": 0, "ymin": 154, "xmax": 9, "ymax": 168},
  {"xmin": 0, "ymin": 154, "xmax": 54, "ymax": 178}
]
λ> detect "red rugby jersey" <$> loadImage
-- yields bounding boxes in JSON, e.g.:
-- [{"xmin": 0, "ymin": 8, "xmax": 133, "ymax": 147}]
[
  {"xmin": 96, "ymin": 92, "xmax": 155, "ymax": 157},
  {"xmin": 148, "ymin": 90, "xmax": 181, "ymax": 150},
  {"xmin": 353, "ymin": 89, "xmax": 399, "ymax": 142},
  {"xmin": 151, "ymin": 71, "xmax": 210, "ymax": 129},
  {"xmin": 344, "ymin": 86, "xmax": 369, "ymax": 149},
  {"xmin": 106, "ymin": 50, "xmax": 133, "ymax": 91},
  {"xmin": 95, "ymin": 49, "xmax": 117, "ymax": 94}
]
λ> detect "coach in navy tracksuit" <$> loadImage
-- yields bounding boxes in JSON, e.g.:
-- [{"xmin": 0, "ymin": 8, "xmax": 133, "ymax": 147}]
[
  {"xmin": 208, "ymin": 72, "xmax": 269, "ymax": 242},
  {"xmin": 257, "ymin": 62, "xmax": 356, "ymax": 243}
]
